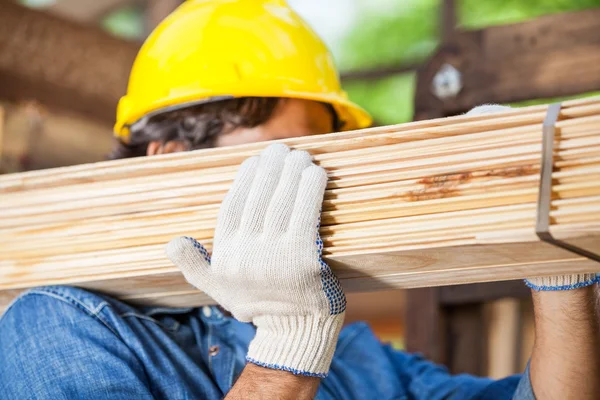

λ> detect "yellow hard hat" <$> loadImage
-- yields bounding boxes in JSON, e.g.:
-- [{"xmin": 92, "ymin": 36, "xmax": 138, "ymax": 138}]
[{"xmin": 114, "ymin": 0, "xmax": 372, "ymax": 139}]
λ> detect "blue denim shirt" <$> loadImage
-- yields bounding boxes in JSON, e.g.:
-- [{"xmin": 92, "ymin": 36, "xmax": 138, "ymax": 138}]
[{"xmin": 0, "ymin": 286, "xmax": 534, "ymax": 399}]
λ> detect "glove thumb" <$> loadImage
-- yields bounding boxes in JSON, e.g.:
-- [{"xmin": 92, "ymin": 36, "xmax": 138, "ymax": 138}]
[{"xmin": 166, "ymin": 236, "xmax": 212, "ymax": 290}]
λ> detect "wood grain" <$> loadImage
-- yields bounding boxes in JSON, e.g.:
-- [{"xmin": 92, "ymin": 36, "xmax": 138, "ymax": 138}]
[{"xmin": 1, "ymin": 99, "xmax": 599, "ymax": 310}]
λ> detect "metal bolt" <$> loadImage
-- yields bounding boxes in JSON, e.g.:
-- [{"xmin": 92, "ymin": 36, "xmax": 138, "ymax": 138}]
[{"xmin": 432, "ymin": 63, "xmax": 462, "ymax": 99}]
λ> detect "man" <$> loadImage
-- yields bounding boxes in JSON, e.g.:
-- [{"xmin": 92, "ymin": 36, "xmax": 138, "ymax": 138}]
[{"xmin": 1, "ymin": 1, "xmax": 598, "ymax": 399}]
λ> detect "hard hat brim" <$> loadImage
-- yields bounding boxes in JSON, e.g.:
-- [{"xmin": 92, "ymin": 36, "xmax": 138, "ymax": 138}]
[{"xmin": 115, "ymin": 91, "xmax": 372, "ymax": 140}]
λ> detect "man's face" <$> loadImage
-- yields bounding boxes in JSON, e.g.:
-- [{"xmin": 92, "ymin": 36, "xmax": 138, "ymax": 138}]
[{"xmin": 146, "ymin": 99, "xmax": 334, "ymax": 156}]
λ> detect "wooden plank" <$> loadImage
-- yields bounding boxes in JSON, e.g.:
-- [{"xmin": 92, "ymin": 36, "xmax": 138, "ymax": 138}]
[
  {"xmin": 0, "ymin": 1, "xmax": 138, "ymax": 124},
  {"xmin": 4, "ymin": 237, "xmax": 597, "ymax": 299},
  {"xmin": 1, "ymin": 100, "xmax": 599, "ymax": 310},
  {"xmin": 415, "ymin": 8, "xmax": 600, "ymax": 118},
  {"xmin": 486, "ymin": 298, "xmax": 521, "ymax": 378},
  {"xmin": 0, "ymin": 238, "xmax": 598, "ymax": 312}
]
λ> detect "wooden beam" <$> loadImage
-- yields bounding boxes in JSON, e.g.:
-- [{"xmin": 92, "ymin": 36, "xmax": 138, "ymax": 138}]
[
  {"xmin": 1, "ymin": 99, "xmax": 599, "ymax": 311},
  {"xmin": 0, "ymin": 102, "xmax": 113, "ymax": 172},
  {"xmin": 415, "ymin": 8, "xmax": 600, "ymax": 118},
  {"xmin": 0, "ymin": 2, "xmax": 139, "ymax": 124},
  {"xmin": 46, "ymin": 0, "xmax": 138, "ymax": 23},
  {"xmin": 441, "ymin": 0, "xmax": 456, "ymax": 41},
  {"xmin": 340, "ymin": 62, "xmax": 420, "ymax": 82}
]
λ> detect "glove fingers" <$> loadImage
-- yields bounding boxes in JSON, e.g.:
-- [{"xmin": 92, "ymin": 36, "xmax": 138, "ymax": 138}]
[
  {"xmin": 166, "ymin": 236, "xmax": 212, "ymax": 290},
  {"xmin": 264, "ymin": 150, "xmax": 312, "ymax": 235},
  {"xmin": 289, "ymin": 164, "xmax": 328, "ymax": 234},
  {"xmin": 218, "ymin": 155, "xmax": 260, "ymax": 234},
  {"xmin": 239, "ymin": 143, "xmax": 290, "ymax": 233}
]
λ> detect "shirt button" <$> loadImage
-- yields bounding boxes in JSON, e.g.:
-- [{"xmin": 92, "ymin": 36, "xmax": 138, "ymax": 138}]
[
  {"xmin": 209, "ymin": 345, "xmax": 220, "ymax": 357},
  {"xmin": 202, "ymin": 306, "xmax": 212, "ymax": 318}
]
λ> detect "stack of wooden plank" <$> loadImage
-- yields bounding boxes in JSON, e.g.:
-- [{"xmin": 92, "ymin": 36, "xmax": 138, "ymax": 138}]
[{"xmin": 1, "ymin": 98, "xmax": 599, "ymax": 312}]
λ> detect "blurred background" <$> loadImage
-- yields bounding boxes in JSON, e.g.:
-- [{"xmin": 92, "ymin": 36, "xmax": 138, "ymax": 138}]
[
  {"xmin": 2, "ymin": 0, "xmax": 600, "ymax": 379},
  {"xmin": 3, "ymin": 0, "xmax": 600, "ymax": 166}
]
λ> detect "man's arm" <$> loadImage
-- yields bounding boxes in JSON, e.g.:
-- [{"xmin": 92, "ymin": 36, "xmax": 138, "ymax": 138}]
[
  {"xmin": 529, "ymin": 286, "xmax": 600, "ymax": 399},
  {"xmin": 167, "ymin": 144, "xmax": 344, "ymax": 398},
  {"xmin": 466, "ymin": 104, "xmax": 600, "ymax": 399},
  {"xmin": 226, "ymin": 364, "xmax": 320, "ymax": 400}
]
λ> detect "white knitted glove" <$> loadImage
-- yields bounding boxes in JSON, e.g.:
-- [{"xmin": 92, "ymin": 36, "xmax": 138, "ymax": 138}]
[
  {"xmin": 166, "ymin": 143, "xmax": 345, "ymax": 377},
  {"xmin": 467, "ymin": 104, "xmax": 599, "ymax": 291}
]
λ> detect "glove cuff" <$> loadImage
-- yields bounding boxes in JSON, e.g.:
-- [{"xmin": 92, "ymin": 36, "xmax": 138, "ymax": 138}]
[
  {"xmin": 247, "ymin": 313, "xmax": 345, "ymax": 378},
  {"xmin": 525, "ymin": 273, "xmax": 600, "ymax": 291}
]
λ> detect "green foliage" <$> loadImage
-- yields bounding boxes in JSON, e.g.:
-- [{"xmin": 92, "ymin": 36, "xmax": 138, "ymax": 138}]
[
  {"xmin": 338, "ymin": 0, "xmax": 439, "ymax": 72},
  {"xmin": 101, "ymin": 6, "xmax": 145, "ymax": 40},
  {"xmin": 344, "ymin": 74, "xmax": 415, "ymax": 125},
  {"xmin": 339, "ymin": 0, "xmax": 600, "ymax": 125}
]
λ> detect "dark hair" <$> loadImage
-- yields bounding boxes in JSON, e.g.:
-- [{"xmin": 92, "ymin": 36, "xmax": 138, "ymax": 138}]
[{"xmin": 108, "ymin": 97, "xmax": 281, "ymax": 160}]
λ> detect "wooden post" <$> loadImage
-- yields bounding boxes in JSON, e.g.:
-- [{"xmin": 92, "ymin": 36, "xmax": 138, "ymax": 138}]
[
  {"xmin": 441, "ymin": 0, "xmax": 457, "ymax": 42},
  {"xmin": 447, "ymin": 303, "xmax": 487, "ymax": 374},
  {"xmin": 405, "ymin": 288, "xmax": 446, "ymax": 364},
  {"xmin": 486, "ymin": 298, "xmax": 521, "ymax": 378}
]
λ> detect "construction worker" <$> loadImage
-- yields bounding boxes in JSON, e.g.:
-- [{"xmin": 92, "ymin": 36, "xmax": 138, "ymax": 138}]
[{"xmin": 0, "ymin": 1, "xmax": 598, "ymax": 399}]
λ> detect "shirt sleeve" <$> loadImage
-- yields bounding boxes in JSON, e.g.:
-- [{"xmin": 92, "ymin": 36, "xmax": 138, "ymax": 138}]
[
  {"xmin": 511, "ymin": 363, "xmax": 536, "ymax": 400},
  {"xmin": 382, "ymin": 344, "xmax": 523, "ymax": 400}
]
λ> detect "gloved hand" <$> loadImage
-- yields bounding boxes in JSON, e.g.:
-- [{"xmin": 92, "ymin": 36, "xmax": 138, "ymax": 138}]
[
  {"xmin": 166, "ymin": 143, "xmax": 345, "ymax": 377},
  {"xmin": 466, "ymin": 104, "xmax": 600, "ymax": 291}
]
